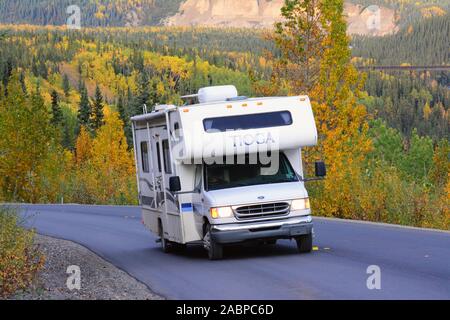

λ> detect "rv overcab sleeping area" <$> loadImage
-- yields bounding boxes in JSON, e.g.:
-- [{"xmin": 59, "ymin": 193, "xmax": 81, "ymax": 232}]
[{"xmin": 131, "ymin": 85, "xmax": 326, "ymax": 260}]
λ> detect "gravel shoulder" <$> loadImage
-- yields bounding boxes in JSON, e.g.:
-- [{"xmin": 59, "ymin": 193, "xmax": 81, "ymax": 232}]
[{"xmin": 12, "ymin": 234, "xmax": 164, "ymax": 300}]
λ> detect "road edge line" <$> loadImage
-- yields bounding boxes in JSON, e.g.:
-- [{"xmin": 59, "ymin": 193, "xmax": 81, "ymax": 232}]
[{"xmin": 314, "ymin": 216, "xmax": 450, "ymax": 234}]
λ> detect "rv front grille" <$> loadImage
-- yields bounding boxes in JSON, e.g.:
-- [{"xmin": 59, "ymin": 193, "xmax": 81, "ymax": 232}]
[{"xmin": 233, "ymin": 202, "xmax": 290, "ymax": 220}]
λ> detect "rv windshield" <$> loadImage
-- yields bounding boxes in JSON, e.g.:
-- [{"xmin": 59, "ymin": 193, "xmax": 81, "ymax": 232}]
[{"xmin": 205, "ymin": 153, "xmax": 299, "ymax": 191}]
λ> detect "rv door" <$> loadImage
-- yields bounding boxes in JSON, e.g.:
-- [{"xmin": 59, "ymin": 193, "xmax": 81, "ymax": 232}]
[{"xmin": 152, "ymin": 126, "xmax": 183, "ymax": 243}]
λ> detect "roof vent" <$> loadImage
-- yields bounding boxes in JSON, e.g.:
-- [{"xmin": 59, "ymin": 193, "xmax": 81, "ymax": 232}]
[
  {"xmin": 182, "ymin": 85, "xmax": 238, "ymax": 104},
  {"xmin": 198, "ymin": 85, "xmax": 238, "ymax": 103}
]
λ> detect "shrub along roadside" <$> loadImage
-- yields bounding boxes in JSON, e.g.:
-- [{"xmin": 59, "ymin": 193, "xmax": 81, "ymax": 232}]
[{"xmin": 0, "ymin": 207, "xmax": 45, "ymax": 298}]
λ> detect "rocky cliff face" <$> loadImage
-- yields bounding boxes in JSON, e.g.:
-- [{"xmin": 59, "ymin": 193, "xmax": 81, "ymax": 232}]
[
  {"xmin": 166, "ymin": 0, "xmax": 398, "ymax": 35},
  {"xmin": 166, "ymin": 0, "xmax": 284, "ymax": 28}
]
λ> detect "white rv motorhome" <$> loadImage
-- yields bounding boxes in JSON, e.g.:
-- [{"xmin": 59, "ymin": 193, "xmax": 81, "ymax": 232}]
[{"xmin": 131, "ymin": 85, "xmax": 326, "ymax": 260}]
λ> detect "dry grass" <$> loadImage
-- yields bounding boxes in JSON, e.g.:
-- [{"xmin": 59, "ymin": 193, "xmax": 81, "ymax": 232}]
[{"xmin": 0, "ymin": 207, "xmax": 45, "ymax": 298}]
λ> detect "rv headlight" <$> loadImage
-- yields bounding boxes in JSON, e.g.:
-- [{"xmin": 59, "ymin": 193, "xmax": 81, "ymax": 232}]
[
  {"xmin": 291, "ymin": 198, "xmax": 311, "ymax": 211},
  {"xmin": 210, "ymin": 207, "xmax": 234, "ymax": 219}
]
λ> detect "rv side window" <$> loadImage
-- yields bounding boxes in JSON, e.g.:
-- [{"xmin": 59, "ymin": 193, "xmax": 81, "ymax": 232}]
[
  {"xmin": 174, "ymin": 122, "xmax": 180, "ymax": 139},
  {"xmin": 162, "ymin": 140, "xmax": 172, "ymax": 174},
  {"xmin": 140, "ymin": 142, "xmax": 149, "ymax": 173},
  {"xmin": 156, "ymin": 142, "xmax": 162, "ymax": 172},
  {"xmin": 203, "ymin": 111, "xmax": 293, "ymax": 133},
  {"xmin": 194, "ymin": 165, "xmax": 202, "ymax": 191}
]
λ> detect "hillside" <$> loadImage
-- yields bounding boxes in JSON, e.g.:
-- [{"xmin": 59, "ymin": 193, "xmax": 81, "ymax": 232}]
[
  {"xmin": 0, "ymin": 22, "xmax": 448, "ymax": 229},
  {"xmin": 0, "ymin": 0, "xmax": 448, "ymax": 35},
  {"xmin": 0, "ymin": 0, "xmax": 185, "ymax": 26},
  {"xmin": 352, "ymin": 13, "xmax": 450, "ymax": 65}
]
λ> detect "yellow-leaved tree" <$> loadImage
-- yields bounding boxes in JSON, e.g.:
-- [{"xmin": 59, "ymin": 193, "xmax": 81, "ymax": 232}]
[
  {"xmin": 256, "ymin": 0, "xmax": 373, "ymax": 219},
  {"xmin": 75, "ymin": 126, "xmax": 93, "ymax": 165},
  {"xmin": 307, "ymin": 0, "xmax": 372, "ymax": 218},
  {"xmin": 0, "ymin": 73, "xmax": 68, "ymax": 203},
  {"xmin": 85, "ymin": 112, "xmax": 137, "ymax": 205}
]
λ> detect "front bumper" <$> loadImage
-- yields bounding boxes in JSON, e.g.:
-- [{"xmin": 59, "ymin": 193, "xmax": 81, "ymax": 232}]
[{"xmin": 211, "ymin": 216, "xmax": 313, "ymax": 244}]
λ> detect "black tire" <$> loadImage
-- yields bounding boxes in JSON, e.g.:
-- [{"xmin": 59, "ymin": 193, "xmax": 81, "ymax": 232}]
[
  {"xmin": 266, "ymin": 240, "xmax": 277, "ymax": 245},
  {"xmin": 296, "ymin": 233, "xmax": 313, "ymax": 253},
  {"xmin": 172, "ymin": 243, "xmax": 187, "ymax": 253},
  {"xmin": 204, "ymin": 224, "xmax": 223, "ymax": 260},
  {"xmin": 159, "ymin": 222, "xmax": 172, "ymax": 253}
]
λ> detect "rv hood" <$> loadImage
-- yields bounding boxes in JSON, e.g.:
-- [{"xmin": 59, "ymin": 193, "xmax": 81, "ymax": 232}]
[{"xmin": 205, "ymin": 182, "xmax": 308, "ymax": 207}]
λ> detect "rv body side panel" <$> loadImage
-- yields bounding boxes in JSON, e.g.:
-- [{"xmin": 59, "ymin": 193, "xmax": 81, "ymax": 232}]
[
  {"xmin": 133, "ymin": 110, "xmax": 203, "ymax": 244},
  {"xmin": 134, "ymin": 126, "xmax": 160, "ymax": 237}
]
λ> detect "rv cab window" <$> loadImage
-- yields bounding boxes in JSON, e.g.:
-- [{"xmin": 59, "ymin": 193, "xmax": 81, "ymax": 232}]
[
  {"xmin": 205, "ymin": 153, "xmax": 298, "ymax": 191},
  {"xmin": 140, "ymin": 142, "xmax": 149, "ymax": 173}
]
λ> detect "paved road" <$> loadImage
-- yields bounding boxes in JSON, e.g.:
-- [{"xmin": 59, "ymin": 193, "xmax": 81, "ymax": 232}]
[{"xmin": 15, "ymin": 205, "xmax": 450, "ymax": 300}]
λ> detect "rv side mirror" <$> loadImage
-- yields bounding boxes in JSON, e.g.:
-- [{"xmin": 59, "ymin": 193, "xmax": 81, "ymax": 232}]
[
  {"xmin": 315, "ymin": 161, "xmax": 327, "ymax": 178},
  {"xmin": 169, "ymin": 176, "xmax": 182, "ymax": 193}
]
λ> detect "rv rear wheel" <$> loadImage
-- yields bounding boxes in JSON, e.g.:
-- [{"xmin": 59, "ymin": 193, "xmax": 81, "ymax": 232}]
[
  {"xmin": 296, "ymin": 233, "xmax": 313, "ymax": 253},
  {"xmin": 159, "ymin": 223, "xmax": 172, "ymax": 253},
  {"xmin": 204, "ymin": 224, "xmax": 223, "ymax": 260}
]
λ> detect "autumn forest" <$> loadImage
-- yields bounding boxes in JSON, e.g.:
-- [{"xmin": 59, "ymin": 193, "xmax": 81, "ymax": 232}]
[{"xmin": 0, "ymin": 1, "xmax": 448, "ymax": 229}]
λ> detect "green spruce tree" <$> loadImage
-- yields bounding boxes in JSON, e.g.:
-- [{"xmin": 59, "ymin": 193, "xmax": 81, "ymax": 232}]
[
  {"xmin": 50, "ymin": 90, "xmax": 63, "ymax": 126},
  {"xmin": 62, "ymin": 74, "xmax": 70, "ymax": 97},
  {"xmin": 77, "ymin": 83, "xmax": 92, "ymax": 130},
  {"xmin": 91, "ymin": 85, "xmax": 104, "ymax": 131},
  {"xmin": 117, "ymin": 94, "xmax": 133, "ymax": 149},
  {"xmin": 132, "ymin": 71, "xmax": 151, "ymax": 116},
  {"xmin": 117, "ymin": 95, "xmax": 127, "ymax": 126}
]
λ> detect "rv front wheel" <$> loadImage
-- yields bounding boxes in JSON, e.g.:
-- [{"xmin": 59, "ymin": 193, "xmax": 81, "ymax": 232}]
[
  {"xmin": 204, "ymin": 224, "xmax": 223, "ymax": 260},
  {"xmin": 296, "ymin": 233, "xmax": 313, "ymax": 253}
]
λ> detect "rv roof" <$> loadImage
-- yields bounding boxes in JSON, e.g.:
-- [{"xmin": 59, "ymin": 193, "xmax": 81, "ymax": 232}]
[
  {"xmin": 183, "ymin": 96, "xmax": 306, "ymax": 108},
  {"xmin": 130, "ymin": 105, "xmax": 176, "ymax": 123},
  {"xmin": 131, "ymin": 96, "xmax": 310, "ymax": 123}
]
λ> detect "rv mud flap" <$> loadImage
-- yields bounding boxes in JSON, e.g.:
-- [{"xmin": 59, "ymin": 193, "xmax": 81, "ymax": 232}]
[{"xmin": 289, "ymin": 225, "xmax": 310, "ymax": 237}]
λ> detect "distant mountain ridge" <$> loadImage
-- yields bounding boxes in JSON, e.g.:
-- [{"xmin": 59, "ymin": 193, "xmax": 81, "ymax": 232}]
[
  {"xmin": 0, "ymin": 0, "xmax": 185, "ymax": 27},
  {"xmin": 166, "ymin": 0, "xmax": 399, "ymax": 35},
  {"xmin": 0, "ymin": 0, "xmax": 448, "ymax": 35}
]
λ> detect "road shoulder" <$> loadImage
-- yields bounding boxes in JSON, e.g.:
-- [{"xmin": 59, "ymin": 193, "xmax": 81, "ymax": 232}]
[{"xmin": 11, "ymin": 234, "xmax": 164, "ymax": 300}]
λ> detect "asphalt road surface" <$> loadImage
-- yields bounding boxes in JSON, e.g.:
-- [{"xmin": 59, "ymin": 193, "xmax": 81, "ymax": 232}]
[{"xmin": 15, "ymin": 205, "xmax": 450, "ymax": 300}]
